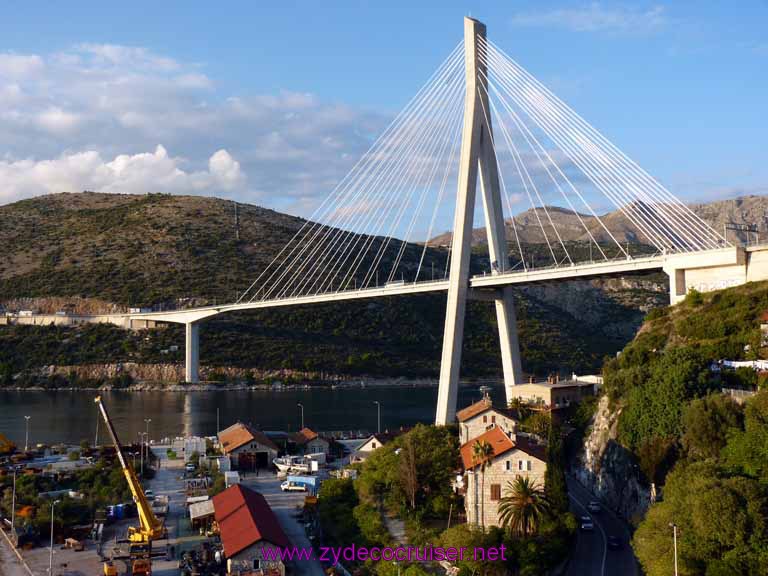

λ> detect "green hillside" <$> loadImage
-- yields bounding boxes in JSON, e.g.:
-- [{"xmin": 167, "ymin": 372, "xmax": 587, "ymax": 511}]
[
  {"xmin": 0, "ymin": 192, "xmax": 660, "ymax": 384},
  {"xmin": 601, "ymin": 282, "xmax": 768, "ymax": 575}
]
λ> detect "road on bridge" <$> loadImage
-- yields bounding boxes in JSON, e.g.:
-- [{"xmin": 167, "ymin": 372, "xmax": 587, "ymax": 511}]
[{"xmin": 566, "ymin": 476, "xmax": 639, "ymax": 576}]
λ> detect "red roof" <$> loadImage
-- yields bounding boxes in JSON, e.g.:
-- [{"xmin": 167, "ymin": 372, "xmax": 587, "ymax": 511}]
[
  {"xmin": 218, "ymin": 422, "xmax": 278, "ymax": 454},
  {"xmin": 213, "ymin": 485, "xmax": 289, "ymax": 557},
  {"xmin": 456, "ymin": 397, "xmax": 493, "ymax": 422},
  {"xmin": 292, "ymin": 427, "xmax": 323, "ymax": 445},
  {"xmin": 460, "ymin": 427, "xmax": 515, "ymax": 470},
  {"xmin": 760, "ymin": 310, "xmax": 768, "ymax": 323}
]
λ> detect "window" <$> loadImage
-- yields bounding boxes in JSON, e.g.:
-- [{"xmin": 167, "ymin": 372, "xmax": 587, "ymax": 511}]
[
  {"xmin": 490, "ymin": 484, "xmax": 501, "ymax": 501},
  {"xmin": 371, "ymin": 442, "xmax": 377, "ymax": 449},
  {"xmin": 483, "ymin": 415, "xmax": 487, "ymax": 423},
  {"xmin": 506, "ymin": 460, "xmax": 511, "ymax": 471},
  {"xmin": 518, "ymin": 460, "xmax": 524, "ymax": 471},
  {"xmin": 491, "ymin": 415, "xmax": 496, "ymax": 424}
]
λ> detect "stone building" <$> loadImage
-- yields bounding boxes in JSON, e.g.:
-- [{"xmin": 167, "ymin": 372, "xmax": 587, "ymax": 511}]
[
  {"xmin": 460, "ymin": 427, "xmax": 547, "ymax": 528},
  {"xmin": 456, "ymin": 396, "xmax": 518, "ymax": 444}
]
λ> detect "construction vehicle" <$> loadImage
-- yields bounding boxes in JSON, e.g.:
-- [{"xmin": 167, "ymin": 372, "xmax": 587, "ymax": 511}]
[{"xmin": 95, "ymin": 396, "xmax": 165, "ymax": 575}]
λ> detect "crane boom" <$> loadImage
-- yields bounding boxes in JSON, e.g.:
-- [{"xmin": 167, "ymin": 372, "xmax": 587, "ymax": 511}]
[{"xmin": 94, "ymin": 396, "xmax": 164, "ymax": 542}]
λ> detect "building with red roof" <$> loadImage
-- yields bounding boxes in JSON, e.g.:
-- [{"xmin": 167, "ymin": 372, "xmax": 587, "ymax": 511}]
[
  {"xmin": 213, "ymin": 484, "xmax": 288, "ymax": 575},
  {"xmin": 460, "ymin": 426, "xmax": 547, "ymax": 528},
  {"xmin": 218, "ymin": 422, "xmax": 279, "ymax": 471}
]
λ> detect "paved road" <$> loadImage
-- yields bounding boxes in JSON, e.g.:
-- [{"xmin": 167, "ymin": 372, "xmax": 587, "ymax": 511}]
[
  {"xmin": 566, "ymin": 477, "xmax": 639, "ymax": 576},
  {"xmin": 243, "ymin": 472, "xmax": 324, "ymax": 576}
]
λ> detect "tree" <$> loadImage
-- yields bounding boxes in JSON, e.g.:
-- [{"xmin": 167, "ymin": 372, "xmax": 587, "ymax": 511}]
[
  {"xmin": 722, "ymin": 389, "xmax": 768, "ymax": 481},
  {"xmin": 545, "ymin": 425, "xmax": 568, "ymax": 514},
  {"xmin": 633, "ymin": 460, "xmax": 768, "ymax": 576},
  {"xmin": 399, "ymin": 433, "xmax": 418, "ymax": 510},
  {"xmin": 472, "ymin": 439, "xmax": 494, "ymax": 529},
  {"xmin": 498, "ymin": 476, "xmax": 550, "ymax": 537},
  {"xmin": 682, "ymin": 394, "xmax": 743, "ymax": 460}
]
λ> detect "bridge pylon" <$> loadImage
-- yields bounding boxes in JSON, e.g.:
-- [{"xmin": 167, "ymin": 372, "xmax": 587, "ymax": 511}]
[{"xmin": 435, "ymin": 17, "xmax": 523, "ymax": 425}]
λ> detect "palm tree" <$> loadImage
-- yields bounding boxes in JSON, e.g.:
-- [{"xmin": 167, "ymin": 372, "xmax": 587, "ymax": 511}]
[
  {"xmin": 498, "ymin": 476, "xmax": 550, "ymax": 537},
  {"xmin": 471, "ymin": 439, "xmax": 494, "ymax": 529}
]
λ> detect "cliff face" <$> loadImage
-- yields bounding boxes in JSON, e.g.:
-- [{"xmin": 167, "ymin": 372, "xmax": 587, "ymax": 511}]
[
  {"xmin": 522, "ymin": 275, "xmax": 668, "ymax": 344},
  {"xmin": 574, "ymin": 395, "xmax": 651, "ymax": 523}
]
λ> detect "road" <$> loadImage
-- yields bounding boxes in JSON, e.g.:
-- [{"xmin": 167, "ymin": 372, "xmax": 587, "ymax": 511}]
[
  {"xmin": 566, "ymin": 477, "xmax": 638, "ymax": 576},
  {"xmin": 243, "ymin": 472, "xmax": 324, "ymax": 576}
]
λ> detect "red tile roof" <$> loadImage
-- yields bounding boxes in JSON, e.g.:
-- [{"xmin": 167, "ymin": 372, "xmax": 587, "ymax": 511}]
[
  {"xmin": 213, "ymin": 485, "xmax": 289, "ymax": 558},
  {"xmin": 460, "ymin": 428, "xmax": 547, "ymax": 470},
  {"xmin": 292, "ymin": 427, "xmax": 322, "ymax": 445},
  {"xmin": 218, "ymin": 423, "xmax": 278, "ymax": 454},
  {"xmin": 761, "ymin": 310, "xmax": 768, "ymax": 323},
  {"xmin": 456, "ymin": 397, "xmax": 493, "ymax": 422},
  {"xmin": 460, "ymin": 427, "xmax": 515, "ymax": 470}
]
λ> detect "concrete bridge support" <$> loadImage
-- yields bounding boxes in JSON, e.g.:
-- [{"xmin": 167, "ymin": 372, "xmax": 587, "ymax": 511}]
[
  {"xmin": 185, "ymin": 321, "xmax": 200, "ymax": 383},
  {"xmin": 435, "ymin": 17, "xmax": 523, "ymax": 425}
]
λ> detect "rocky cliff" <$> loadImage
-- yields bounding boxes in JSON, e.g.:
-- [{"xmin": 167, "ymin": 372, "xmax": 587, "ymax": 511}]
[{"xmin": 574, "ymin": 395, "xmax": 651, "ymax": 523}]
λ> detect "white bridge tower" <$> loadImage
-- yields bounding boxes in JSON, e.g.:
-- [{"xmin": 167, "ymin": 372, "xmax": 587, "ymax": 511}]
[{"xmin": 435, "ymin": 17, "xmax": 523, "ymax": 425}]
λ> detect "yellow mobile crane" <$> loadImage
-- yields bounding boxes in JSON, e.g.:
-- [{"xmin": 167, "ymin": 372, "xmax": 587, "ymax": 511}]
[{"xmin": 95, "ymin": 396, "xmax": 165, "ymax": 576}]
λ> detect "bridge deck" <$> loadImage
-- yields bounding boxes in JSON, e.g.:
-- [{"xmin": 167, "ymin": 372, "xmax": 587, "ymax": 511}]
[{"xmin": 129, "ymin": 255, "xmax": 667, "ymax": 324}]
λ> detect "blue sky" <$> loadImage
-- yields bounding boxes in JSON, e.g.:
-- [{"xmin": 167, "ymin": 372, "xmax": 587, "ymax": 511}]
[{"xmin": 0, "ymin": 1, "xmax": 765, "ymax": 217}]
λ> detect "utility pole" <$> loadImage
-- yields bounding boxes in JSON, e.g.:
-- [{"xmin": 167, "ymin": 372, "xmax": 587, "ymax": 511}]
[
  {"xmin": 94, "ymin": 406, "xmax": 99, "ymax": 449},
  {"xmin": 49, "ymin": 499, "xmax": 60, "ymax": 575},
  {"xmin": 669, "ymin": 522, "xmax": 678, "ymax": 576},
  {"xmin": 144, "ymin": 418, "xmax": 152, "ymax": 473},
  {"xmin": 373, "ymin": 401, "xmax": 381, "ymax": 434},
  {"xmin": 297, "ymin": 403, "xmax": 304, "ymax": 430},
  {"xmin": 10, "ymin": 468, "xmax": 16, "ymax": 545},
  {"xmin": 24, "ymin": 416, "xmax": 30, "ymax": 452}
]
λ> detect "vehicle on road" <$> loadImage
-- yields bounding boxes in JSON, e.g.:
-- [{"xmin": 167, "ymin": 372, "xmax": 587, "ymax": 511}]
[
  {"xmin": 587, "ymin": 500, "xmax": 602, "ymax": 513},
  {"xmin": 607, "ymin": 536, "xmax": 623, "ymax": 550},
  {"xmin": 185, "ymin": 463, "xmax": 196, "ymax": 472},
  {"xmin": 580, "ymin": 515, "xmax": 594, "ymax": 531},
  {"xmin": 281, "ymin": 480, "xmax": 308, "ymax": 492}
]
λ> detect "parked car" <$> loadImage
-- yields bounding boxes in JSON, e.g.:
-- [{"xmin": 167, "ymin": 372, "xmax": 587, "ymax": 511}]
[
  {"xmin": 144, "ymin": 489, "xmax": 154, "ymax": 500},
  {"xmin": 588, "ymin": 500, "xmax": 602, "ymax": 513},
  {"xmin": 580, "ymin": 515, "xmax": 594, "ymax": 531},
  {"xmin": 281, "ymin": 481, "xmax": 307, "ymax": 492},
  {"xmin": 607, "ymin": 536, "xmax": 623, "ymax": 550},
  {"xmin": 185, "ymin": 463, "xmax": 195, "ymax": 472}
]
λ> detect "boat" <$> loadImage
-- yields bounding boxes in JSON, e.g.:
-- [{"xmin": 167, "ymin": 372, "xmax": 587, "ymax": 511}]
[{"xmin": 273, "ymin": 456, "xmax": 311, "ymax": 474}]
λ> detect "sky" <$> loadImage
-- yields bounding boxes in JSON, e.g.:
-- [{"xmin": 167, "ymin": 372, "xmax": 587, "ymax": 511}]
[{"xmin": 0, "ymin": 1, "xmax": 766, "ymax": 220}]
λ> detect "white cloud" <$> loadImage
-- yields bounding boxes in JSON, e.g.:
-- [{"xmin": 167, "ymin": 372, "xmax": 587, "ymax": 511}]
[
  {"xmin": 0, "ymin": 146, "xmax": 246, "ymax": 203},
  {"xmin": 0, "ymin": 43, "xmax": 387, "ymax": 211},
  {"xmin": 36, "ymin": 107, "xmax": 81, "ymax": 134},
  {"xmin": 510, "ymin": 3, "xmax": 667, "ymax": 34}
]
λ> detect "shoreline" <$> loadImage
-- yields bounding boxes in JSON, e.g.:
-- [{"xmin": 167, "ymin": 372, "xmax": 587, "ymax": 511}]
[{"xmin": 0, "ymin": 378, "xmax": 505, "ymax": 392}]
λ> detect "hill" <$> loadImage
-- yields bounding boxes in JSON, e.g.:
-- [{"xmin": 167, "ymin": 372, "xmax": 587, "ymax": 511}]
[
  {"xmin": 430, "ymin": 195, "xmax": 768, "ymax": 247},
  {"xmin": 0, "ymin": 192, "xmax": 667, "ymax": 382}
]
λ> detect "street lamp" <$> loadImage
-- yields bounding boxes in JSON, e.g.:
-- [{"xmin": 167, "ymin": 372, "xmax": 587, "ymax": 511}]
[
  {"xmin": 297, "ymin": 403, "xmax": 304, "ymax": 430},
  {"xmin": 10, "ymin": 468, "xmax": 17, "ymax": 546},
  {"xmin": 49, "ymin": 499, "xmax": 61, "ymax": 575},
  {"xmin": 24, "ymin": 416, "xmax": 30, "ymax": 452},
  {"xmin": 669, "ymin": 522, "xmax": 678, "ymax": 576},
  {"xmin": 373, "ymin": 401, "xmax": 381, "ymax": 434},
  {"xmin": 138, "ymin": 433, "xmax": 147, "ymax": 478},
  {"xmin": 144, "ymin": 418, "xmax": 152, "ymax": 474}
]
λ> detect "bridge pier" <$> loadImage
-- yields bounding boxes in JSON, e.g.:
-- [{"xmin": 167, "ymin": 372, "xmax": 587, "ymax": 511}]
[{"xmin": 185, "ymin": 321, "xmax": 200, "ymax": 383}]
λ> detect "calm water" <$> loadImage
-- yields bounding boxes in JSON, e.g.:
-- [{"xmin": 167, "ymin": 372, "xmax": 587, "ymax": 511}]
[{"xmin": 0, "ymin": 386, "xmax": 505, "ymax": 446}]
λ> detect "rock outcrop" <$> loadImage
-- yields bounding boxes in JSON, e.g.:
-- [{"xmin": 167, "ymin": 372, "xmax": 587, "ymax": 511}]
[{"xmin": 574, "ymin": 395, "xmax": 651, "ymax": 524}]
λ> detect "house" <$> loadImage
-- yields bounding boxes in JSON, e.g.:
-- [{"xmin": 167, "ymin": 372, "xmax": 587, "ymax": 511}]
[
  {"xmin": 350, "ymin": 431, "xmax": 401, "ymax": 463},
  {"xmin": 218, "ymin": 423, "xmax": 279, "ymax": 471},
  {"xmin": 456, "ymin": 395, "xmax": 517, "ymax": 444},
  {"xmin": 213, "ymin": 484, "xmax": 289, "ymax": 576},
  {"xmin": 461, "ymin": 427, "xmax": 547, "ymax": 528},
  {"xmin": 291, "ymin": 427, "xmax": 330, "ymax": 456},
  {"xmin": 509, "ymin": 377, "xmax": 595, "ymax": 410}
]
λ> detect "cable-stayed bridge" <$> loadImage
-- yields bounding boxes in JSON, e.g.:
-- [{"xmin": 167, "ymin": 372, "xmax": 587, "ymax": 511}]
[{"xmin": 112, "ymin": 18, "xmax": 766, "ymax": 423}]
